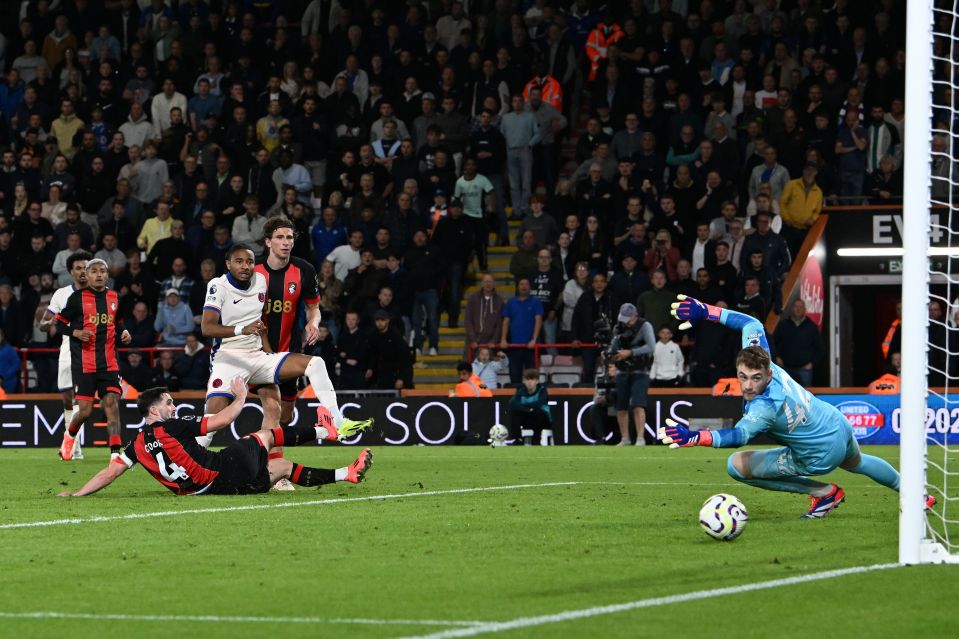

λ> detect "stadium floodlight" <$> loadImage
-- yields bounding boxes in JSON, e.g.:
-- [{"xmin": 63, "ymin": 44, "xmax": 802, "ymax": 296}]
[{"xmin": 900, "ymin": 0, "xmax": 959, "ymax": 564}]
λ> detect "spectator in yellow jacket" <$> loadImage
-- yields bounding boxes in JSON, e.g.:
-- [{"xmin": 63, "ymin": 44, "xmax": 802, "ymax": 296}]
[
  {"xmin": 256, "ymin": 100, "xmax": 290, "ymax": 153},
  {"xmin": 50, "ymin": 99, "xmax": 84, "ymax": 160},
  {"xmin": 779, "ymin": 161, "xmax": 823, "ymax": 258}
]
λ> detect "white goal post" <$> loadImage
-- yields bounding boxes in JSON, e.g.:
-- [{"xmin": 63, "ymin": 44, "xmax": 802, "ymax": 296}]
[{"xmin": 900, "ymin": 0, "xmax": 959, "ymax": 564}]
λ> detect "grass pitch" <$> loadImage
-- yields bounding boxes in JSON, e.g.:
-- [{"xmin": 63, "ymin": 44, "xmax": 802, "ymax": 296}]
[{"xmin": 0, "ymin": 445, "xmax": 955, "ymax": 639}]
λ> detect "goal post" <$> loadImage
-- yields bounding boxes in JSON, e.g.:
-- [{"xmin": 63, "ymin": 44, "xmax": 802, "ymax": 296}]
[{"xmin": 900, "ymin": 0, "xmax": 959, "ymax": 564}]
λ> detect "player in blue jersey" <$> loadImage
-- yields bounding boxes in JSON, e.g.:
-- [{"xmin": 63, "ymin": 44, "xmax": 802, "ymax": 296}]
[{"xmin": 660, "ymin": 294, "xmax": 935, "ymax": 518}]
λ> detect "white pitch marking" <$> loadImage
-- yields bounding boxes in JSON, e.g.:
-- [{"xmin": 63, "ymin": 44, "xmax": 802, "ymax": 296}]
[
  {"xmin": 0, "ymin": 611, "xmax": 486, "ymax": 627},
  {"xmin": 0, "ymin": 482, "xmax": 579, "ymax": 530},
  {"xmin": 398, "ymin": 563, "xmax": 901, "ymax": 639}
]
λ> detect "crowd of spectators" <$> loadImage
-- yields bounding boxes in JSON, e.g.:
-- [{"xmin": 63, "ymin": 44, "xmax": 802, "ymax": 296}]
[{"xmin": 0, "ymin": 0, "xmax": 905, "ymax": 393}]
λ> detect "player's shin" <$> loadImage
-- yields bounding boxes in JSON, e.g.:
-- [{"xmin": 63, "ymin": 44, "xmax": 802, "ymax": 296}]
[
  {"xmin": 843, "ymin": 453, "xmax": 901, "ymax": 491},
  {"xmin": 726, "ymin": 456, "xmax": 831, "ymax": 496},
  {"xmin": 305, "ymin": 357, "xmax": 344, "ymax": 427}
]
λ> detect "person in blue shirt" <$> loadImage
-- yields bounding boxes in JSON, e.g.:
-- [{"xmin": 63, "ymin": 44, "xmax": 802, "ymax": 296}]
[
  {"xmin": 661, "ymin": 294, "xmax": 934, "ymax": 518},
  {"xmin": 500, "ymin": 277, "xmax": 544, "ymax": 384}
]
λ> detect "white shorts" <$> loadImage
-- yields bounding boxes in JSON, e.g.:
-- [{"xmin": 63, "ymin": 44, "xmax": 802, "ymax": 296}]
[
  {"xmin": 58, "ymin": 349, "xmax": 72, "ymax": 392},
  {"xmin": 206, "ymin": 349, "xmax": 291, "ymax": 399}
]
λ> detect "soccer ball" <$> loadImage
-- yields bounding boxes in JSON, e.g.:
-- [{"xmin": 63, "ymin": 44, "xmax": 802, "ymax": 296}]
[
  {"xmin": 699, "ymin": 493, "xmax": 749, "ymax": 541},
  {"xmin": 488, "ymin": 424, "xmax": 509, "ymax": 447}
]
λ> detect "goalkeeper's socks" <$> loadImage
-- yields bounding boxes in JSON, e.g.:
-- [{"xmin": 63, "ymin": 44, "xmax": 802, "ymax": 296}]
[
  {"xmin": 289, "ymin": 464, "xmax": 336, "ymax": 487},
  {"xmin": 109, "ymin": 435, "xmax": 122, "ymax": 454},
  {"xmin": 844, "ymin": 453, "xmax": 901, "ymax": 490},
  {"xmin": 270, "ymin": 425, "xmax": 330, "ymax": 447}
]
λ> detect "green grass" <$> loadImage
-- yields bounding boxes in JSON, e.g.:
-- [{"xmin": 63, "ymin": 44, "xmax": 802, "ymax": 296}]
[{"xmin": 0, "ymin": 445, "xmax": 955, "ymax": 639}]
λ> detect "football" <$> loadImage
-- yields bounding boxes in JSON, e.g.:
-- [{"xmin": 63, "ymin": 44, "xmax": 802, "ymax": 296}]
[
  {"xmin": 699, "ymin": 494, "xmax": 749, "ymax": 541},
  {"xmin": 488, "ymin": 424, "xmax": 509, "ymax": 447}
]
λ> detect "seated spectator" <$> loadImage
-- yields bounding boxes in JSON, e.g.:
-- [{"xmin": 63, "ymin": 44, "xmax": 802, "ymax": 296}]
[
  {"xmin": 122, "ymin": 299, "xmax": 156, "ymax": 347},
  {"xmin": 452, "ymin": 359, "xmax": 493, "ymax": 398},
  {"xmin": 150, "ymin": 349, "xmax": 182, "ymax": 391},
  {"xmin": 154, "ymin": 289, "xmax": 193, "ymax": 347},
  {"xmin": 508, "ymin": 368, "xmax": 552, "ymax": 445},
  {"xmin": 174, "ymin": 334, "xmax": 210, "ymax": 390},
  {"xmin": 158, "ymin": 258, "xmax": 195, "ymax": 306},
  {"xmin": 120, "ymin": 349, "xmax": 153, "ymax": 392},
  {"xmin": 650, "ymin": 325, "xmax": 684, "ymax": 387},
  {"xmin": 472, "ymin": 346, "xmax": 508, "ymax": 390},
  {"xmin": 866, "ymin": 155, "xmax": 904, "ymax": 205},
  {"xmin": 366, "ymin": 310, "xmax": 413, "ymax": 390}
]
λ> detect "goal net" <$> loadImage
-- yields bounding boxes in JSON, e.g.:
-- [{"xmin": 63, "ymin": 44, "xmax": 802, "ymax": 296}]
[{"xmin": 901, "ymin": 0, "xmax": 959, "ymax": 564}]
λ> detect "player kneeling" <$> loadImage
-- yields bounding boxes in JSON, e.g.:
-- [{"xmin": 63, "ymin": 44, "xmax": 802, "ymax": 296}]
[{"xmin": 58, "ymin": 378, "xmax": 373, "ymax": 497}]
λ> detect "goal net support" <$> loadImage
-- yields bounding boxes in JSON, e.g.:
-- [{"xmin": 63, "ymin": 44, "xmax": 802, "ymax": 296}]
[{"xmin": 900, "ymin": 0, "xmax": 959, "ymax": 564}]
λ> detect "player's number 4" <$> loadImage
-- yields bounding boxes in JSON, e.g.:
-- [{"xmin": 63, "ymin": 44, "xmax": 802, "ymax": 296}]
[{"xmin": 155, "ymin": 452, "xmax": 189, "ymax": 482}]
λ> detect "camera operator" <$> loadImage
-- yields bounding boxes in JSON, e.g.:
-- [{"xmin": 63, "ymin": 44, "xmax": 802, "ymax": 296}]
[
  {"xmin": 608, "ymin": 303, "xmax": 656, "ymax": 446},
  {"xmin": 588, "ymin": 360, "xmax": 620, "ymax": 444}
]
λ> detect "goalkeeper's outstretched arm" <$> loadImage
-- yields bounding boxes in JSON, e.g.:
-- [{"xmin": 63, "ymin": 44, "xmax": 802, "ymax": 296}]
[
  {"xmin": 659, "ymin": 406, "xmax": 773, "ymax": 449},
  {"xmin": 671, "ymin": 295, "xmax": 770, "ymax": 353}
]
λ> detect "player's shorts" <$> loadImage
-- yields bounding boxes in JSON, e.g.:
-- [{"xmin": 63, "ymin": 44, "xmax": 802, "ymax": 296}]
[
  {"xmin": 206, "ymin": 349, "xmax": 292, "ymax": 400},
  {"xmin": 614, "ymin": 371, "xmax": 650, "ymax": 411},
  {"xmin": 251, "ymin": 379, "xmax": 299, "ymax": 402},
  {"xmin": 207, "ymin": 437, "xmax": 272, "ymax": 495},
  {"xmin": 741, "ymin": 430, "xmax": 860, "ymax": 479},
  {"xmin": 74, "ymin": 370, "xmax": 122, "ymax": 402},
  {"xmin": 57, "ymin": 350, "xmax": 73, "ymax": 393}
]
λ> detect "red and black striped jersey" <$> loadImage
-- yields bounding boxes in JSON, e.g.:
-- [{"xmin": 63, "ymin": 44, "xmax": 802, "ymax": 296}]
[
  {"xmin": 254, "ymin": 256, "xmax": 319, "ymax": 353},
  {"xmin": 116, "ymin": 415, "xmax": 219, "ymax": 496},
  {"xmin": 55, "ymin": 287, "xmax": 122, "ymax": 374}
]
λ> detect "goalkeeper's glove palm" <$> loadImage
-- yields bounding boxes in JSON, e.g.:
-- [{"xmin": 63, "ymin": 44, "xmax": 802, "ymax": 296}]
[{"xmin": 657, "ymin": 418, "xmax": 713, "ymax": 448}]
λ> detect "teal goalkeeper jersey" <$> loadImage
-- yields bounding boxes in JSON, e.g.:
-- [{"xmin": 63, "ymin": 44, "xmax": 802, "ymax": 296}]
[{"xmin": 709, "ymin": 308, "xmax": 848, "ymax": 462}]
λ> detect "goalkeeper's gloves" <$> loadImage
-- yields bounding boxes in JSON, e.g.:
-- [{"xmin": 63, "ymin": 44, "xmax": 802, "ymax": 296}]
[
  {"xmin": 657, "ymin": 418, "xmax": 714, "ymax": 448},
  {"xmin": 670, "ymin": 294, "xmax": 722, "ymax": 330}
]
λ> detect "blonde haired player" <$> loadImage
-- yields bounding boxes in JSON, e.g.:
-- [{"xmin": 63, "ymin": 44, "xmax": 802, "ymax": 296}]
[{"xmin": 199, "ymin": 244, "xmax": 372, "ymax": 452}]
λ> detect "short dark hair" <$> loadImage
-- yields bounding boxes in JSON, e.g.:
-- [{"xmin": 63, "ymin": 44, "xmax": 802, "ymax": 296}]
[
  {"xmin": 66, "ymin": 250, "xmax": 93, "ymax": 271},
  {"xmin": 263, "ymin": 215, "xmax": 296, "ymax": 240},
  {"xmin": 456, "ymin": 360, "xmax": 471, "ymax": 373},
  {"xmin": 227, "ymin": 243, "xmax": 254, "ymax": 258},
  {"xmin": 137, "ymin": 387, "xmax": 169, "ymax": 416}
]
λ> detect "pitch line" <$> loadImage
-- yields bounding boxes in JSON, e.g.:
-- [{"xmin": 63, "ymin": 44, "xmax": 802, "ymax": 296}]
[
  {"xmin": 398, "ymin": 563, "xmax": 901, "ymax": 639},
  {"xmin": 0, "ymin": 482, "xmax": 578, "ymax": 530},
  {"xmin": 0, "ymin": 611, "xmax": 486, "ymax": 627}
]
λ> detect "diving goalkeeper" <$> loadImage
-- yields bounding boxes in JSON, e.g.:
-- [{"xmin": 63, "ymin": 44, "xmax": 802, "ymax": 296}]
[{"xmin": 661, "ymin": 295, "xmax": 935, "ymax": 518}]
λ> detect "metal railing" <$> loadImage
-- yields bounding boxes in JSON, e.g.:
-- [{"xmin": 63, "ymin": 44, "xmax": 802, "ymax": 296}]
[
  {"xmin": 13, "ymin": 346, "xmax": 183, "ymax": 392},
  {"xmin": 465, "ymin": 342, "xmax": 599, "ymax": 368}
]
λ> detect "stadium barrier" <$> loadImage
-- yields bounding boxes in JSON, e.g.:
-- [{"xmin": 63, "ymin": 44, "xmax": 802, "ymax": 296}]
[{"xmin": 1, "ymin": 390, "xmax": 947, "ymax": 448}]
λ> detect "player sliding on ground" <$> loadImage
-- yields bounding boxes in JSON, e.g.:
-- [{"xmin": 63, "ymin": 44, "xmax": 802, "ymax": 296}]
[
  {"xmin": 661, "ymin": 294, "xmax": 935, "ymax": 518},
  {"xmin": 58, "ymin": 379, "xmax": 373, "ymax": 496},
  {"xmin": 199, "ymin": 244, "xmax": 372, "ymax": 449}
]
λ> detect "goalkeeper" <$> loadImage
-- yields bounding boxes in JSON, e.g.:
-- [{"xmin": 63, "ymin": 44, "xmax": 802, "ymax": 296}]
[{"xmin": 661, "ymin": 295, "xmax": 935, "ymax": 518}]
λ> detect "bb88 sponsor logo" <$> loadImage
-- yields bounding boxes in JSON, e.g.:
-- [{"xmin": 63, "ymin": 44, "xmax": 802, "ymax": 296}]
[{"xmin": 891, "ymin": 407, "xmax": 959, "ymax": 435}]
